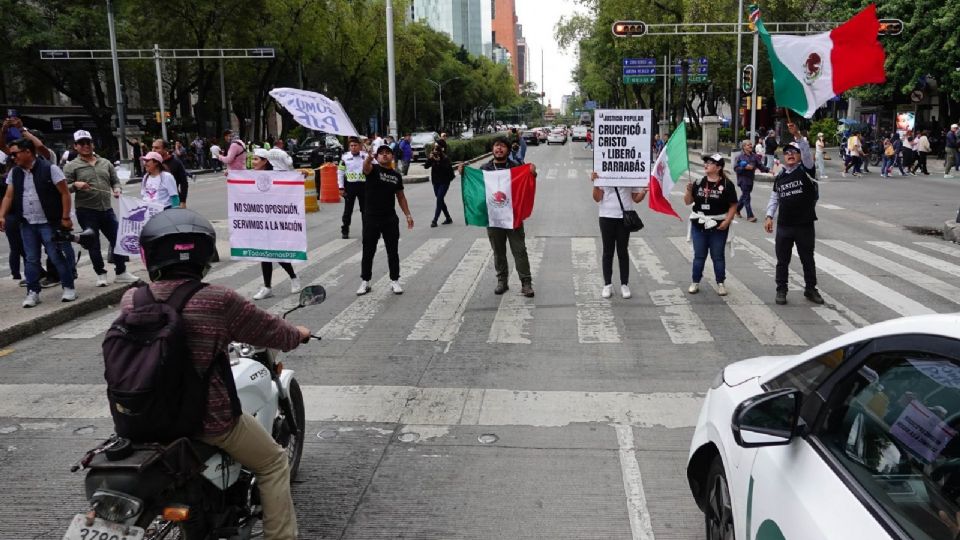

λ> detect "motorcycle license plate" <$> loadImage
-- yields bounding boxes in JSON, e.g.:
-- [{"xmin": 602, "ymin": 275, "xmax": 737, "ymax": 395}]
[{"xmin": 63, "ymin": 514, "xmax": 145, "ymax": 540}]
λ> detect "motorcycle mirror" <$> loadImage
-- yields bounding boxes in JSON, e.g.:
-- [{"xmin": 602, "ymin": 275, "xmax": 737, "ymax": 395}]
[{"xmin": 298, "ymin": 285, "xmax": 326, "ymax": 307}]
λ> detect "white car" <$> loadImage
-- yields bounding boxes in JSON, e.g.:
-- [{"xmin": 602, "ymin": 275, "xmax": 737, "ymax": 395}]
[
  {"xmin": 571, "ymin": 125, "xmax": 589, "ymax": 141},
  {"xmin": 546, "ymin": 129, "xmax": 567, "ymax": 145},
  {"xmin": 687, "ymin": 314, "xmax": 960, "ymax": 540}
]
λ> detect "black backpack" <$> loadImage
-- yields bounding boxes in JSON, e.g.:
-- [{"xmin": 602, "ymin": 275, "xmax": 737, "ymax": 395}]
[{"xmin": 102, "ymin": 280, "xmax": 209, "ymax": 442}]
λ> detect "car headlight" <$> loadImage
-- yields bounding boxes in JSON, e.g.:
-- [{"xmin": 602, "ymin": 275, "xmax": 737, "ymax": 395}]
[{"xmin": 710, "ymin": 369, "xmax": 726, "ymax": 389}]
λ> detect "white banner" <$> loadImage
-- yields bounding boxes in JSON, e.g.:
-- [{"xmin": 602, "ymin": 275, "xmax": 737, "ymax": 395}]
[
  {"xmin": 114, "ymin": 195, "xmax": 164, "ymax": 257},
  {"xmin": 227, "ymin": 170, "xmax": 307, "ymax": 263},
  {"xmin": 269, "ymin": 87, "xmax": 359, "ymax": 137},
  {"xmin": 593, "ymin": 109, "xmax": 652, "ymax": 187}
]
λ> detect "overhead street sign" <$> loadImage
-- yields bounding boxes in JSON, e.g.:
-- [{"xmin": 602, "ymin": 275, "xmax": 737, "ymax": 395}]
[
  {"xmin": 623, "ymin": 58, "xmax": 657, "ymax": 67},
  {"xmin": 623, "ymin": 67, "xmax": 657, "ymax": 75},
  {"xmin": 611, "ymin": 21, "xmax": 647, "ymax": 37},
  {"xmin": 623, "ymin": 75, "xmax": 656, "ymax": 84}
]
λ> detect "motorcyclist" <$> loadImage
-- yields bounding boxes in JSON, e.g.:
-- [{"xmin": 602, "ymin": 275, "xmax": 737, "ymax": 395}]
[{"xmin": 119, "ymin": 208, "xmax": 309, "ymax": 539}]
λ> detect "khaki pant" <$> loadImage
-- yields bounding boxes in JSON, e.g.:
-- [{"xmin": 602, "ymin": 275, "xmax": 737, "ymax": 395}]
[
  {"xmin": 487, "ymin": 224, "xmax": 531, "ymax": 283},
  {"xmin": 200, "ymin": 414, "xmax": 298, "ymax": 539}
]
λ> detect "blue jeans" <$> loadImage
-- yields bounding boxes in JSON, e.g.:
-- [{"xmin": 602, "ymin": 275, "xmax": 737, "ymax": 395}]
[
  {"xmin": 76, "ymin": 207, "xmax": 127, "ymax": 275},
  {"xmin": 691, "ymin": 224, "xmax": 729, "ymax": 283},
  {"xmin": 736, "ymin": 179, "xmax": 754, "ymax": 218},
  {"xmin": 433, "ymin": 183, "xmax": 451, "ymax": 223},
  {"xmin": 881, "ymin": 156, "xmax": 893, "ymax": 176},
  {"xmin": 21, "ymin": 221, "xmax": 75, "ymax": 293}
]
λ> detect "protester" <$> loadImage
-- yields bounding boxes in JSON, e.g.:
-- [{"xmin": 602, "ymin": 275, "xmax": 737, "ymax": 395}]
[
  {"xmin": 733, "ymin": 139, "xmax": 768, "ymax": 223},
  {"xmin": 218, "ymin": 129, "xmax": 248, "ymax": 171},
  {"xmin": 192, "ymin": 136, "xmax": 206, "ymax": 169},
  {"xmin": 0, "ymin": 149, "xmax": 25, "ymax": 285},
  {"xmin": 423, "ymin": 145, "xmax": 455, "ymax": 227},
  {"xmin": 916, "ymin": 130, "xmax": 931, "ymax": 175},
  {"xmin": 398, "ymin": 133, "xmax": 413, "ymax": 175},
  {"xmin": 250, "ymin": 148, "xmax": 301, "ymax": 301},
  {"xmin": 337, "ymin": 137, "xmax": 368, "ymax": 239},
  {"xmin": 945, "ymin": 124, "xmax": 959, "ymax": 178},
  {"xmin": 370, "ymin": 133, "xmax": 384, "ymax": 154},
  {"xmin": 814, "ymin": 132, "xmax": 828, "ymax": 179},
  {"xmin": 763, "ymin": 130, "xmax": 779, "ymax": 170},
  {"xmin": 904, "ymin": 134, "xmax": 918, "ymax": 175},
  {"xmin": 585, "ymin": 129, "xmax": 594, "ymax": 150},
  {"xmin": 151, "ymin": 139, "xmax": 189, "ymax": 208},
  {"xmin": 209, "ymin": 139, "xmax": 222, "ymax": 172},
  {"xmin": 140, "ymin": 152, "xmax": 180, "ymax": 209},
  {"xmin": 357, "ymin": 145, "xmax": 413, "ymax": 296},
  {"xmin": 63, "ymin": 130, "xmax": 139, "ymax": 286},
  {"xmin": 890, "ymin": 133, "xmax": 908, "ymax": 176},
  {"xmin": 436, "ymin": 132, "xmax": 449, "ymax": 153},
  {"xmin": 764, "ymin": 122, "xmax": 824, "ymax": 306},
  {"xmin": 684, "ymin": 153, "xmax": 737, "ymax": 296},
  {"xmin": 842, "ymin": 130, "xmax": 863, "ymax": 178},
  {"xmin": 880, "ymin": 137, "xmax": 895, "ymax": 178},
  {"xmin": 591, "ymin": 172, "xmax": 646, "ymax": 299}
]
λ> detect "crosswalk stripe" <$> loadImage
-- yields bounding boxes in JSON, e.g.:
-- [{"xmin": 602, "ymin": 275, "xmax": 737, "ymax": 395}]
[
  {"xmin": 267, "ymin": 249, "xmax": 367, "ymax": 316},
  {"xmin": 320, "ymin": 238, "xmax": 450, "ymax": 340},
  {"xmin": 567, "ymin": 169, "xmax": 579, "ymax": 179},
  {"xmin": 571, "ymin": 237, "xmax": 621, "ymax": 343},
  {"xmin": 819, "ymin": 203, "xmax": 844, "ymax": 210},
  {"xmin": 735, "ymin": 237, "xmax": 867, "ymax": 331},
  {"xmin": 408, "ymin": 239, "xmax": 492, "ymax": 341},
  {"xmin": 233, "ymin": 241, "xmax": 351, "ymax": 299},
  {"xmin": 487, "ymin": 237, "xmax": 545, "ymax": 344},
  {"xmin": 869, "ymin": 241, "xmax": 960, "ymax": 278},
  {"xmin": 615, "ymin": 424, "xmax": 656, "ymax": 540},
  {"xmin": 915, "ymin": 241, "xmax": 960, "ymax": 259},
  {"xmin": 546, "ymin": 168, "xmax": 558, "ymax": 180},
  {"xmin": 669, "ymin": 237, "xmax": 805, "ymax": 346},
  {"xmin": 823, "ymin": 240, "xmax": 960, "ymax": 306},
  {"xmin": 764, "ymin": 239, "xmax": 934, "ymax": 317},
  {"xmin": 627, "ymin": 238, "xmax": 673, "ymax": 285}
]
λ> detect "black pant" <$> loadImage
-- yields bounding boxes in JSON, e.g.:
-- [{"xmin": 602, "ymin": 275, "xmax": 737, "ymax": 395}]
[
  {"xmin": 261, "ymin": 262, "xmax": 296, "ymax": 287},
  {"xmin": 361, "ymin": 214, "xmax": 400, "ymax": 281},
  {"xmin": 76, "ymin": 207, "xmax": 127, "ymax": 275},
  {"xmin": 341, "ymin": 187, "xmax": 366, "ymax": 234},
  {"xmin": 599, "ymin": 217, "xmax": 630, "ymax": 285},
  {"xmin": 4, "ymin": 213, "xmax": 24, "ymax": 279},
  {"xmin": 433, "ymin": 182, "xmax": 451, "ymax": 223},
  {"xmin": 917, "ymin": 151, "xmax": 929, "ymax": 174},
  {"xmin": 775, "ymin": 223, "xmax": 817, "ymax": 292}
]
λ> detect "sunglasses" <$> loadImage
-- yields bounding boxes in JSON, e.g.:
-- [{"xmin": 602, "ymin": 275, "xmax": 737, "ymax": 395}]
[{"xmin": 76, "ymin": 140, "xmax": 92, "ymax": 146}]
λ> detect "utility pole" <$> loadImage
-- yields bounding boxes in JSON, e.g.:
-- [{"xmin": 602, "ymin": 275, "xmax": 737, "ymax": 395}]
[
  {"xmin": 733, "ymin": 0, "xmax": 744, "ymax": 144},
  {"xmin": 153, "ymin": 44, "xmax": 167, "ymax": 141},
  {"xmin": 219, "ymin": 59, "xmax": 228, "ymax": 132},
  {"xmin": 385, "ymin": 0, "xmax": 398, "ymax": 139},
  {"xmin": 105, "ymin": 0, "xmax": 127, "ymax": 160},
  {"xmin": 541, "ymin": 48, "xmax": 545, "ymax": 110}
]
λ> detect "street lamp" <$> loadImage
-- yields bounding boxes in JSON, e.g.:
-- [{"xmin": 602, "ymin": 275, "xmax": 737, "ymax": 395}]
[{"xmin": 426, "ymin": 77, "xmax": 460, "ymax": 132}]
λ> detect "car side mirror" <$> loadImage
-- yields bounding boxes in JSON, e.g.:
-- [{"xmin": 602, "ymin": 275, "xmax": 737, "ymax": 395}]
[{"xmin": 732, "ymin": 388, "xmax": 802, "ymax": 448}]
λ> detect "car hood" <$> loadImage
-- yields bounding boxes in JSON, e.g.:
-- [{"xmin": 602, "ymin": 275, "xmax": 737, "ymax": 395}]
[{"xmin": 723, "ymin": 354, "xmax": 798, "ymax": 386}]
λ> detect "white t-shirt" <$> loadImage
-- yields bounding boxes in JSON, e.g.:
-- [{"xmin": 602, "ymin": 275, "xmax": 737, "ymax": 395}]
[
  {"xmin": 141, "ymin": 171, "xmax": 178, "ymax": 208},
  {"xmin": 209, "ymin": 144, "xmax": 221, "ymax": 159},
  {"xmin": 598, "ymin": 186, "xmax": 643, "ymax": 219},
  {"xmin": 5, "ymin": 162, "xmax": 67, "ymax": 224}
]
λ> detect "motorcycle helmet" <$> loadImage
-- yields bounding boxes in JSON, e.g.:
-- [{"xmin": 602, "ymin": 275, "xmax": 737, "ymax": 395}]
[{"xmin": 139, "ymin": 208, "xmax": 218, "ymax": 281}]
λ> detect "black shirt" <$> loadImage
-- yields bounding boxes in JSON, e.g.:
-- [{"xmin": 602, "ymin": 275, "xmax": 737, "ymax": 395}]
[
  {"xmin": 773, "ymin": 166, "xmax": 818, "ymax": 226},
  {"xmin": 364, "ymin": 164, "xmax": 404, "ymax": 217},
  {"xmin": 163, "ymin": 155, "xmax": 189, "ymax": 203},
  {"xmin": 691, "ymin": 177, "xmax": 737, "ymax": 220},
  {"xmin": 424, "ymin": 155, "xmax": 455, "ymax": 185}
]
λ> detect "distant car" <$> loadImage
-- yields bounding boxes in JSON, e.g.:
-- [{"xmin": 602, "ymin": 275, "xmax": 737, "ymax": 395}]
[
  {"xmin": 460, "ymin": 129, "xmax": 474, "ymax": 140},
  {"xmin": 292, "ymin": 134, "xmax": 342, "ymax": 167},
  {"xmin": 547, "ymin": 129, "xmax": 567, "ymax": 145},
  {"xmin": 521, "ymin": 130, "xmax": 540, "ymax": 146},
  {"xmin": 571, "ymin": 125, "xmax": 589, "ymax": 141},
  {"xmin": 536, "ymin": 128, "xmax": 549, "ymax": 142},
  {"xmin": 687, "ymin": 314, "xmax": 960, "ymax": 540},
  {"xmin": 410, "ymin": 131, "xmax": 438, "ymax": 161}
]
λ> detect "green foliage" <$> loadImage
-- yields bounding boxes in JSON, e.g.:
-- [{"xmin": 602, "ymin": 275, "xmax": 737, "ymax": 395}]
[
  {"xmin": 809, "ymin": 118, "xmax": 840, "ymax": 145},
  {"xmin": 719, "ymin": 127, "xmax": 733, "ymax": 143},
  {"xmin": 426, "ymin": 134, "xmax": 498, "ymax": 163}
]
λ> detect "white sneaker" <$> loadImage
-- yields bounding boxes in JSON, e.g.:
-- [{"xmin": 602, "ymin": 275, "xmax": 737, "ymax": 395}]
[
  {"xmin": 253, "ymin": 286, "xmax": 273, "ymax": 300},
  {"xmin": 621, "ymin": 284, "xmax": 632, "ymax": 299},
  {"xmin": 841, "ymin": 172, "xmax": 847, "ymax": 178},
  {"xmin": 688, "ymin": 282, "xmax": 700, "ymax": 294},
  {"xmin": 356, "ymin": 280, "xmax": 371, "ymax": 296},
  {"xmin": 22, "ymin": 291, "xmax": 40, "ymax": 308},
  {"xmin": 717, "ymin": 283, "xmax": 728, "ymax": 296},
  {"xmin": 61, "ymin": 287, "xmax": 78, "ymax": 302},
  {"xmin": 115, "ymin": 272, "xmax": 140, "ymax": 284},
  {"xmin": 390, "ymin": 280, "xmax": 404, "ymax": 294},
  {"xmin": 95, "ymin": 274, "xmax": 108, "ymax": 287},
  {"xmin": 289, "ymin": 277, "xmax": 302, "ymax": 294},
  {"xmin": 946, "ymin": 175, "xmax": 955, "ymax": 179},
  {"xmin": 601, "ymin": 284, "xmax": 613, "ymax": 298},
  {"xmin": 820, "ymin": 175, "xmax": 828, "ymax": 179}
]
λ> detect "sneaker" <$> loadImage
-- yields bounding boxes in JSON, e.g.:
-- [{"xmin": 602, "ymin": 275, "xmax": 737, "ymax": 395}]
[
  {"xmin": 61, "ymin": 287, "xmax": 77, "ymax": 302},
  {"xmin": 290, "ymin": 277, "xmax": 302, "ymax": 294},
  {"xmin": 601, "ymin": 284, "xmax": 613, "ymax": 298},
  {"xmin": 775, "ymin": 290, "xmax": 787, "ymax": 305},
  {"xmin": 96, "ymin": 274, "xmax": 109, "ymax": 287},
  {"xmin": 841, "ymin": 172, "xmax": 847, "ymax": 178},
  {"xmin": 494, "ymin": 281, "xmax": 509, "ymax": 295},
  {"xmin": 22, "ymin": 291, "xmax": 40, "ymax": 308},
  {"xmin": 946, "ymin": 175, "xmax": 955, "ymax": 179},
  {"xmin": 717, "ymin": 283, "xmax": 727, "ymax": 296},
  {"xmin": 356, "ymin": 280, "xmax": 371, "ymax": 296},
  {"xmin": 620, "ymin": 284, "xmax": 632, "ymax": 299},
  {"xmin": 115, "ymin": 272, "xmax": 140, "ymax": 284},
  {"xmin": 253, "ymin": 286, "xmax": 273, "ymax": 300},
  {"xmin": 688, "ymin": 282, "xmax": 700, "ymax": 294},
  {"xmin": 520, "ymin": 281, "xmax": 535, "ymax": 298},
  {"xmin": 804, "ymin": 288, "xmax": 825, "ymax": 304},
  {"xmin": 747, "ymin": 217, "xmax": 757, "ymax": 223},
  {"xmin": 390, "ymin": 280, "xmax": 403, "ymax": 294},
  {"xmin": 18, "ymin": 279, "xmax": 26, "ymax": 287},
  {"xmin": 430, "ymin": 221, "xmax": 438, "ymax": 228},
  {"xmin": 40, "ymin": 277, "xmax": 59, "ymax": 288},
  {"xmin": 442, "ymin": 218, "xmax": 453, "ymax": 225}
]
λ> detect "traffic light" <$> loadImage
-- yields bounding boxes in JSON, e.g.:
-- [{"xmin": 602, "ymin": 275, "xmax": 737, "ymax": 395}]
[
  {"xmin": 164, "ymin": 111, "xmax": 171, "ymax": 123},
  {"xmin": 611, "ymin": 20, "xmax": 647, "ymax": 37},
  {"xmin": 741, "ymin": 65, "xmax": 754, "ymax": 93},
  {"xmin": 877, "ymin": 19, "xmax": 903, "ymax": 36},
  {"xmin": 155, "ymin": 111, "xmax": 162, "ymax": 123}
]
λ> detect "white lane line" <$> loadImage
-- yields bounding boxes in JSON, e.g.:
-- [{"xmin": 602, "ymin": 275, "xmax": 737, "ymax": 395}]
[
  {"xmin": 546, "ymin": 168, "xmax": 558, "ymax": 180},
  {"xmin": 764, "ymin": 239, "xmax": 934, "ymax": 317},
  {"xmin": 205, "ymin": 259, "xmax": 258, "ymax": 281},
  {"xmin": 819, "ymin": 203, "xmax": 844, "ymax": 210},
  {"xmin": 614, "ymin": 424, "xmax": 656, "ymax": 540},
  {"xmin": 571, "ymin": 237, "xmax": 621, "ymax": 343},
  {"xmin": 408, "ymin": 239, "xmax": 492, "ymax": 341},
  {"xmin": 0, "ymin": 383, "xmax": 702, "ymax": 428},
  {"xmin": 567, "ymin": 168, "xmax": 579, "ymax": 179},
  {"xmin": 735, "ymin": 237, "xmax": 867, "ymax": 332},
  {"xmin": 234, "ymin": 240, "xmax": 352, "ymax": 298},
  {"xmin": 669, "ymin": 237, "xmax": 805, "ymax": 346},
  {"xmin": 648, "ymin": 289, "xmax": 713, "ymax": 344},
  {"xmin": 488, "ymin": 237, "xmax": 545, "ymax": 344},
  {"xmin": 916, "ymin": 241, "xmax": 960, "ymax": 259},
  {"xmin": 823, "ymin": 240, "xmax": 960, "ymax": 306},
  {"xmin": 867, "ymin": 219, "xmax": 896, "ymax": 228},
  {"xmin": 268, "ymin": 250, "xmax": 366, "ymax": 316},
  {"xmin": 628, "ymin": 238, "xmax": 673, "ymax": 285},
  {"xmin": 869, "ymin": 241, "xmax": 960, "ymax": 279},
  {"xmin": 320, "ymin": 238, "xmax": 450, "ymax": 340}
]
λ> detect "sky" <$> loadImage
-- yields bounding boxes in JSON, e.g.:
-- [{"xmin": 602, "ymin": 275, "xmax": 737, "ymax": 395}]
[{"xmin": 515, "ymin": 0, "xmax": 584, "ymax": 110}]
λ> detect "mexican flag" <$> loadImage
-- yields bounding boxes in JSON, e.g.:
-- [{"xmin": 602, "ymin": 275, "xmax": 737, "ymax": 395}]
[
  {"xmin": 648, "ymin": 124, "xmax": 687, "ymax": 220},
  {"xmin": 462, "ymin": 163, "xmax": 536, "ymax": 229},
  {"xmin": 756, "ymin": 4, "xmax": 886, "ymax": 118}
]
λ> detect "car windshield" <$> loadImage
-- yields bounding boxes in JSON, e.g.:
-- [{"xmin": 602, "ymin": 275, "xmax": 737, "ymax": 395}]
[{"xmin": 412, "ymin": 133, "xmax": 435, "ymax": 144}]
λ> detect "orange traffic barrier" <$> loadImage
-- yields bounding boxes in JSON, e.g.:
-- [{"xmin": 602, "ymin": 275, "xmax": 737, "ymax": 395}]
[
  {"xmin": 319, "ymin": 163, "xmax": 340, "ymax": 203},
  {"xmin": 299, "ymin": 168, "xmax": 319, "ymax": 213}
]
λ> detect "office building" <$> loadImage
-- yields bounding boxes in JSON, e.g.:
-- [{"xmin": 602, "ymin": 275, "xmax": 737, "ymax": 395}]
[{"xmin": 411, "ymin": 0, "xmax": 492, "ymax": 59}]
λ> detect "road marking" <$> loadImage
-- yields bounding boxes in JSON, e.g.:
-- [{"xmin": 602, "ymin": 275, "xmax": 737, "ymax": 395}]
[
  {"xmin": 546, "ymin": 168, "xmax": 558, "ymax": 180},
  {"xmin": 320, "ymin": 238, "xmax": 450, "ymax": 339},
  {"xmin": 867, "ymin": 219, "xmax": 896, "ymax": 228},
  {"xmin": 233, "ymin": 240, "xmax": 353, "ymax": 299},
  {"xmin": 823, "ymin": 240, "xmax": 960, "ymax": 306},
  {"xmin": 869, "ymin": 241, "xmax": 960, "ymax": 279},
  {"xmin": 670, "ymin": 237, "xmax": 805, "ymax": 346},
  {"xmin": 916, "ymin": 241, "xmax": 960, "ymax": 259},
  {"xmin": 735, "ymin": 237, "xmax": 867, "ymax": 332},
  {"xmin": 614, "ymin": 424, "xmax": 656, "ymax": 540},
  {"xmin": 408, "ymin": 239, "xmax": 492, "ymax": 341},
  {"xmin": 0, "ymin": 383, "xmax": 702, "ymax": 428},
  {"xmin": 487, "ymin": 237, "xmax": 545, "ymax": 344},
  {"xmin": 819, "ymin": 203, "xmax": 844, "ymax": 210},
  {"xmin": 567, "ymin": 169, "xmax": 579, "ymax": 179},
  {"xmin": 628, "ymin": 238, "xmax": 673, "ymax": 285},
  {"xmin": 571, "ymin": 237, "xmax": 621, "ymax": 343},
  {"xmin": 268, "ymin": 250, "xmax": 366, "ymax": 316},
  {"xmin": 764, "ymin": 239, "xmax": 934, "ymax": 317}
]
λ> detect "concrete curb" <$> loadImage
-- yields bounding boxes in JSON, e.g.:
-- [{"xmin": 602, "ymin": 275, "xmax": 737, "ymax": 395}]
[{"xmin": 944, "ymin": 221, "xmax": 960, "ymax": 243}]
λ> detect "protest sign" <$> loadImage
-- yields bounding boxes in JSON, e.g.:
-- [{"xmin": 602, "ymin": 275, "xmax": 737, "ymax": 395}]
[
  {"xmin": 114, "ymin": 195, "xmax": 164, "ymax": 257},
  {"xmin": 269, "ymin": 88, "xmax": 359, "ymax": 137},
  {"xmin": 593, "ymin": 109, "xmax": 652, "ymax": 187},
  {"xmin": 227, "ymin": 170, "xmax": 307, "ymax": 263}
]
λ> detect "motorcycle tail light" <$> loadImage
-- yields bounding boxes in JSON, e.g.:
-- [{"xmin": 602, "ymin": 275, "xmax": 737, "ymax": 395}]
[
  {"xmin": 91, "ymin": 489, "xmax": 142, "ymax": 523},
  {"xmin": 162, "ymin": 505, "xmax": 190, "ymax": 522}
]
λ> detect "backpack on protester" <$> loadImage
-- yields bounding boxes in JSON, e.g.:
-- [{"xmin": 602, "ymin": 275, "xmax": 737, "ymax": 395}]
[{"xmin": 102, "ymin": 280, "xmax": 212, "ymax": 442}]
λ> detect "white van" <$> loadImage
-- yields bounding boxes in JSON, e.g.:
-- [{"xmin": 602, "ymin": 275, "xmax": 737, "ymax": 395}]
[{"xmin": 572, "ymin": 125, "xmax": 589, "ymax": 141}]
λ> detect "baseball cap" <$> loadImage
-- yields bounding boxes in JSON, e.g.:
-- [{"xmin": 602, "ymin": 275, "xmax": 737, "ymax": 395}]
[
  {"xmin": 784, "ymin": 142, "xmax": 803, "ymax": 154},
  {"xmin": 140, "ymin": 151, "xmax": 164, "ymax": 163},
  {"xmin": 73, "ymin": 129, "xmax": 92, "ymax": 142},
  {"xmin": 702, "ymin": 153, "xmax": 725, "ymax": 165},
  {"xmin": 376, "ymin": 144, "xmax": 394, "ymax": 155},
  {"xmin": 952, "ymin": 124, "xmax": 959, "ymax": 130},
  {"xmin": 266, "ymin": 148, "xmax": 294, "ymax": 170}
]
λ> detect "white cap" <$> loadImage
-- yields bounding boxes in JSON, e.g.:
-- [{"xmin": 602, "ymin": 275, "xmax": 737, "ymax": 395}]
[
  {"xmin": 952, "ymin": 124, "xmax": 959, "ymax": 130},
  {"xmin": 265, "ymin": 148, "xmax": 294, "ymax": 171},
  {"xmin": 0, "ymin": 149, "xmax": 6, "ymax": 165},
  {"xmin": 73, "ymin": 129, "xmax": 92, "ymax": 142}
]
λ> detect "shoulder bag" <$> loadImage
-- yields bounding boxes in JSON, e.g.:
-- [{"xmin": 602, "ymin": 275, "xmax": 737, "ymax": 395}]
[{"xmin": 614, "ymin": 187, "xmax": 644, "ymax": 232}]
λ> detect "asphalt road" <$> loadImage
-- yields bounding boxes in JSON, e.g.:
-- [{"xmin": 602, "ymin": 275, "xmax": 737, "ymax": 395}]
[{"xmin": 2, "ymin": 141, "xmax": 960, "ymax": 538}]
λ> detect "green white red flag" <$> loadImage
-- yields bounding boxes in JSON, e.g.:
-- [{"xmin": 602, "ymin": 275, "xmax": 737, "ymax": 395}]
[
  {"xmin": 648, "ymin": 124, "xmax": 687, "ymax": 220},
  {"xmin": 462, "ymin": 164, "xmax": 536, "ymax": 229}
]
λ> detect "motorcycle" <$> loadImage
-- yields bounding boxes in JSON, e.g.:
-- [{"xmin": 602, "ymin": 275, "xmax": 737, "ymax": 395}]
[{"xmin": 63, "ymin": 285, "xmax": 326, "ymax": 540}]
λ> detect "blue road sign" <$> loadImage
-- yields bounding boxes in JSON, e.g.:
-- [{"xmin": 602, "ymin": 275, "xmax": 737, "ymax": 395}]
[
  {"xmin": 622, "ymin": 58, "xmax": 656, "ymax": 67},
  {"xmin": 673, "ymin": 66, "xmax": 709, "ymax": 75},
  {"xmin": 623, "ymin": 67, "xmax": 657, "ymax": 75},
  {"xmin": 584, "ymin": 100, "xmax": 597, "ymax": 110}
]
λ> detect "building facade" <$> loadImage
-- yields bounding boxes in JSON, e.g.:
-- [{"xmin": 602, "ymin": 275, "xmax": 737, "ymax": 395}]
[
  {"xmin": 491, "ymin": 0, "xmax": 519, "ymax": 85},
  {"xmin": 411, "ymin": 0, "xmax": 492, "ymax": 59}
]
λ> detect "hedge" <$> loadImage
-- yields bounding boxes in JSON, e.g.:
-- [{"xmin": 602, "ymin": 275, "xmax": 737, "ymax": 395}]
[{"xmin": 425, "ymin": 134, "xmax": 499, "ymax": 163}]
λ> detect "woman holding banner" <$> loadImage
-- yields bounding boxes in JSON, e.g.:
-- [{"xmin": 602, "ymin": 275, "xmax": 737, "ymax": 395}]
[
  {"xmin": 590, "ymin": 172, "xmax": 646, "ymax": 299},
  {"xmin": 250, "ymin": 148, "xmax": 302, "ymax": 301},
  {"xmin": 140, "ymin": 152, "xmax": 179, "ymax": 209}
]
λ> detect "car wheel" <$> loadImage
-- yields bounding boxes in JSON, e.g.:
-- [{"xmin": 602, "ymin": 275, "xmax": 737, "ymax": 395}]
[{"xmin": 704, "ymin": 456, "xmax": 735, "ymax": 540}]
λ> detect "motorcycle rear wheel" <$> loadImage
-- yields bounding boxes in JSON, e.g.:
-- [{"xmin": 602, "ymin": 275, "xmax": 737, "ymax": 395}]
[{"xmin": 284, "ymin": 379, "xmax": 306, "ymax": 481}]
